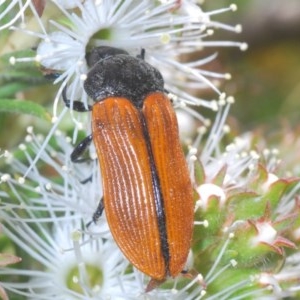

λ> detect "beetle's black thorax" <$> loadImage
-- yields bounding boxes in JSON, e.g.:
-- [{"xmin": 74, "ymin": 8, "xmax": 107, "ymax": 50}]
[{"xmin": 84, "ymin": 54, "xmax": 164, "ymax": 109}]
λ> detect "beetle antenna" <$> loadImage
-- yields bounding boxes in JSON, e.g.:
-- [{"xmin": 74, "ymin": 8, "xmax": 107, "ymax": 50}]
[{"xmin": 62, "ymin": 85, "xmax": 92, "ymax": 111}]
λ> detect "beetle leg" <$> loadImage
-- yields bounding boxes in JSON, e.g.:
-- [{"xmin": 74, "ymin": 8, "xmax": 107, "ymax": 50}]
[
  {"xmin": 145, "ymin": 278, "xmax": 166, "ymax": 292},
  {"xmin": 180, "ymin": 268, "xmax": 198, "ymax": 278},
  {"xmin": 62, "ymin": 85, "xmax": 92, "ymax": 112},
  {"xmin": 86, "ymin": 197, "xmax": 105, "ymax": 228},
  {"xmin": 80, "ymin": 174, "xmax": 93, "ymax": 184},
  {"xmin": 71, "ymin": 134, "xmax": 93, "ymax": 163},
  {"xmin": 137, "ymin": 48, "xmax": 145, "ymax": 60},
  {"xmin": 92, "ymin": 197, "xmax": 105, "ymax": 223},
  {"xmin": 180, "ymin": 269, "xmax": 206, "ymax": 289}
]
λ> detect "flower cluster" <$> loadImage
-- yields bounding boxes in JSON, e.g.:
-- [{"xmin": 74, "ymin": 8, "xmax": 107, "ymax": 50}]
[{"xmin": 1, "ymin": 1, "xmax": 300, "ymax": 300}]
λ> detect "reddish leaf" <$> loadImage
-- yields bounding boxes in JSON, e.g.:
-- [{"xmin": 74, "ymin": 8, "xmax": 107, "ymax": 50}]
[
  {"xmin": 0, "ymin": 253, "xmax": 22, "ymax": 267},
  {"xmin": 32, "ymin": 0, "xmax": 46, "ymax": 17}
]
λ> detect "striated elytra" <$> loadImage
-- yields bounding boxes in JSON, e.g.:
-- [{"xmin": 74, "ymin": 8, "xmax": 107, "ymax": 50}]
[{"xmin": 64, "ymin": 46, "xmax": 194, "ymax": 291}]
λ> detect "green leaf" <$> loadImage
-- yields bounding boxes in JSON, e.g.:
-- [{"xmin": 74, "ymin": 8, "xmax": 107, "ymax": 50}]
[
  {"xmin": 261, "ymin": 180, "xmax": 289, "ymax": 208},
  {"xmin": 0, "ymin": 99, "xmax": 51, "ymax": 120},
  {"xmin": 228, "ymin": 191, "xmax": 262, "ymax": 219},
  {"xmin": 212, "ymin": 164, "xmax": 227, "ymax": 186},
  {"xmin": 0, "ymin": 82, "xmax": 29, "ymax": 98},
  {"xmin": 0, "ymin": 69, "xmax": 46, "ymax": 83},
  {"xmin": 194, "ymin": 159, "xmax": 206, "ymax": 186}
]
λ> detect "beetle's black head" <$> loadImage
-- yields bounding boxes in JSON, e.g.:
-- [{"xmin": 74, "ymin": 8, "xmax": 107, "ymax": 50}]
[
  {"xmin": 84, "ymin": 47, "xmax": 164, "ymax": 108},
  {"xmin": 86, "ymin": 46, "xmax": 129, "ymax": 68}
]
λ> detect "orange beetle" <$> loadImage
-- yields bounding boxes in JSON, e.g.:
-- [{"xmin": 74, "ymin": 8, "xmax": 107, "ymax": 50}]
[{"xmin": 63, "ymin": 46, "xmax": 194, "ymax": 291}]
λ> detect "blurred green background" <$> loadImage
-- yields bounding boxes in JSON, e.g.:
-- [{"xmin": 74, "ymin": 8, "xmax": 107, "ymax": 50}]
[{"xmin": 206, "ymin": 0, "xmax": 300, "ymax": 133}]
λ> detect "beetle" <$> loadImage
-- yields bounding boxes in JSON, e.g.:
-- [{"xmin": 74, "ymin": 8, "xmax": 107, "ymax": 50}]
[{"xmin": 63, "ymin": 46, "xmax": 194, "ymax": 291}]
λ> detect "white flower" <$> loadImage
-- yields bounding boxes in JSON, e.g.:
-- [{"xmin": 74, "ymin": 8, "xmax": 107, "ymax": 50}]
[
  {"xmin": 0, "ymin": 128, "xmax": 207, "ymax": 300},
  {"xmin": 187, "ymin": 96, "xmax": 261, "ymax": 191},
  {"xmin": 0, "ymin": 86, "xmax": 283, "ymax": 300},
  {"xmin": 8, "ymin": 0, "xmax": 246, "ymax": 121},
  {"xmin": 0, "ymin": 217, "xmax": 142, "ymax": 299},
  {"xmin": 0, "ymin": 131, "xmax": 143, "ymax": 299},
  {"xmin": 196, "ymin": 183, "xmax": 226, "ymax": 209}
]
